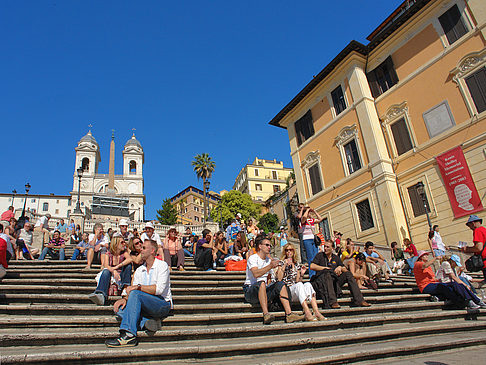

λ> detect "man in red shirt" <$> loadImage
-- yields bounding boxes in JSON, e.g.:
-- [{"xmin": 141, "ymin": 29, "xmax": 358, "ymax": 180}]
[
  {"xmin": 462, "ymin": 215, "xmax": 486, "ymax": 281},
  {"xmin": 0, "ymin": 206, "xmax": 14, "ymax": 222}
]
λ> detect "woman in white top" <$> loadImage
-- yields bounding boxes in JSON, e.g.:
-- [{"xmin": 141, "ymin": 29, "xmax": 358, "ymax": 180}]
[{"xmin": 276, "ymin": 243, "xmax": 326, "ymax": 322}]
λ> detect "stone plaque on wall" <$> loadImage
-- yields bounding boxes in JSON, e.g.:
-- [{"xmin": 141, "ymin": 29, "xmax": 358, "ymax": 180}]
[{"xmin": 423, "ymin": 100, "xmax": 455, "ymax": 138}]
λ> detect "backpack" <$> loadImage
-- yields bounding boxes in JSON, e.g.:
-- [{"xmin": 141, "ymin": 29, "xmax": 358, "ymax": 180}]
[{"xmin": 465, "ymin": 244, "xmax": 486, "ymax": 272}]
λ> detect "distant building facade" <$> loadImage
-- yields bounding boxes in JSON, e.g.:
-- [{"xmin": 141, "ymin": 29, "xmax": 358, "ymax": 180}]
[
  {"xmin": 0, "ymin": 193, "xmax": 71, "ymax": 221},
  {"xmin": 71, "ymin": 130, "xmax": 145, "ymax": 221},
  {"xmin": 170, "ymin": 186, "xmax": 221, "ymax": 225},
  {"xmin": 270, "ymin": 0, "xmax": 486, "ymax": 249},
  {"xmin": 233, "ymin": 157, "xmax": 293, "ymax": 202}
]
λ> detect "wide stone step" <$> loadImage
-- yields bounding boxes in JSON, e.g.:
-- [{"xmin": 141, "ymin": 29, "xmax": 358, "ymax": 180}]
[
  {"xmin": 0, "ymin": 310, "xmax": 482, "ymax": 347},
  {"xmin": 1, "ymin": 320, "xmax": 485, "ymax": 364},
  {"xmin": 0, "ymin": 301, "xmax": 446, "ymax": 329}
]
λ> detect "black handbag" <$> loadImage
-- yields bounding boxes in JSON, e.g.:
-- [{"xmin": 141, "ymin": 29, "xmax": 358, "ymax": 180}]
[
  {"xmin": 465, "ymin": 244, "xmax": 486, "ymax": 272},
  {"xmin": 314, "ymin": 235, "xmax": 322, "ymax": 247}
]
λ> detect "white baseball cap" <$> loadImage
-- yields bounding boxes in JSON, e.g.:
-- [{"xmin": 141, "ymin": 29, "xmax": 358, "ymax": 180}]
[
  {"xmin": 119, "ymin": 219, "xmax": 128, "ymax": 226},
  {"xmin": 236, "ymin": 213, "xmax": 242, "ymax": 218},
  {"xmin": 145, "ymin": 222, "xmax": 155, "ymax": 229}
]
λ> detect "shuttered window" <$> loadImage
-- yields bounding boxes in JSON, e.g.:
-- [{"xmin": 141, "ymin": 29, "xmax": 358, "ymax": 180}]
[
  {"xmin": 465, "ymin": 67, "xmax": 486, "ymax": 114},
  {"xmin": 331, "ymin": 85, "xmax": 347, "ymax": 115},
  {"xmin": 439, "ymin": 5, "xmax": 468, "ymax": 45},
  {"xmin": 408, "ymin": 183, "xmax": 431, "ymax": 217},
  {"xmin": 308, "ymin": 164, "xmax": 323, "ymax": 196},
  {"xmin": 367, "ymin": 56, "xmax": 399, "ymax": 98},
  {"xmin": 295, "ymin": 110, "xmax": 315, "ymax": 146},
  {"xmin": 390, "ymin": 118, "xmax": 413, "ymax": 155},
  {"xmin": 320, "ymin": 218, "xmax": 331, "ymax": 240},
  {"xmin": 344, "ymin": 139, "xmax": 362, "ymax": 174},
  {"xmin": 356, "ymin": 199, "xmax": 374, "ymax": 231}
]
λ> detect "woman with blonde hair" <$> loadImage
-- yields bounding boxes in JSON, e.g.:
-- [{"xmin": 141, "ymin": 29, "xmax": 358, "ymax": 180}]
[
  {"xmin": 127, "ymin": 236, "xmax": 143, "ymax": 271},
  {"xmin": 276, "ymin": 243, "xmax": 326, "ymax": 321},
  {"xmin": 88, "ymin": 234, "xmax": 132, "ymax": 306}
]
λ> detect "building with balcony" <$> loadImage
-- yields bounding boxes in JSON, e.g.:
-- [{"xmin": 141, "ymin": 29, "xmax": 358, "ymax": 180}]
[
  {"xmin": 233, "ymin": 157, "xmax": 293, "ymax": 202},
  {"xmin": 170, "ymin": 186, "xmax": 221, "ymax": 225},
  {"xmin": 270, "ymin": 0, "xmax": 486, "ymax": 249}
]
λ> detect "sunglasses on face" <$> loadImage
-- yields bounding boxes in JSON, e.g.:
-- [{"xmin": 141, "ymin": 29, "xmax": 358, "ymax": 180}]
[
  {"xmin": 285, "ymin": 249, "xmax": 294, "ymax": 252},
  {"xmin": 263, "ymin": 243, "xmax": 271, "ymax": 247}
]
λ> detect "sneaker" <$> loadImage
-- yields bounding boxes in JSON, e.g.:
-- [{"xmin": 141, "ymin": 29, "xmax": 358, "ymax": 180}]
[
  {"xmin": 263, "ymin": 313, "xmax": 275, "ymax": 325},
  {"xmin": 205, "ymin": 268, "xmax": 215, "ymax": 272},
  {"xmin": 105, "ymin": 333, "xmax": 138, "ymax": 348},
  {"xmin": 467, "ymin": 300, "xmax": 480, "ymax": 309},
  {"xmin": 430, "ymin": 296, "xmax": 440, "ymax": 302},
  {"xmin": 285, "ymin": 312, "xmax": 304, "ymax": 323},
  {"xmin": 143, "ymin": 318, "xmax": 161, "ymax": 335},
  {"xmin": 88, "ymin": 292, "xmax": 105, "ymax": 306},
  {"xmin": 478, "ymin": 301, "xmax": 486, "ymax": 309}
]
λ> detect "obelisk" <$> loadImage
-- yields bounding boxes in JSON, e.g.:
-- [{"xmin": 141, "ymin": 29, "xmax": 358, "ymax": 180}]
[{"xmin": 107, "ymin": 130, "xmax": 116, "ymax": 196}]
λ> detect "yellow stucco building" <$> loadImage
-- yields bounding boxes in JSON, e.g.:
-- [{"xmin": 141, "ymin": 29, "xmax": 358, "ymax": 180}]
[
  {"xmin": 270, "ymin": 0, "xmax": 486, "ymax": 249},
  {"xmin": 233, "ymin": 157, "xmax": 293, "ymax": 202}
]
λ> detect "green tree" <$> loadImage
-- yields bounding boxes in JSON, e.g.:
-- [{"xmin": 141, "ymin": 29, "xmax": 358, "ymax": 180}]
[
  {"xmin": 257, "ymin": 213, "xmax": 280, "ymax": 233},
  {"xmin": 210, "ymin": 190, "xmax": 261, "ymax": 226},
  {"xmin": 156, "ymin": 198, "xmax": 178, "ymax": 225},
  {"xmin": 191, "ymin": 153, "xmax": 216, "ymax": 224}
]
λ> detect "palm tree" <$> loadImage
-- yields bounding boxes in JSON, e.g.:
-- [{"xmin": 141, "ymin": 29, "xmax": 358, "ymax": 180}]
[{"xmin": 191, "ymin": 153, "xmax": 216, "ymax": 224}]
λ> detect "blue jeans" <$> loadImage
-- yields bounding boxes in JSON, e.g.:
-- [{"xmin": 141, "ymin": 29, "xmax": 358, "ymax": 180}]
[
  {"xmin": 422, "ymin": 282, "xmax": 480, "ymax": 305},
  {"xmin": 433, "ymin": 249, "xmax": 446, "ymax": 257},
  {"xmin": 117, "ymin": 290, "xmax": 171, "ymax": 336},
  {"xmin": 95, "ymin": 266, "xmax": 132, "ymax": 299},
  {"xmin": 303, "ymin": 239, "xmax": 318, "ymax": 278},
  {"xmin": 70, "ymin": 248, "xmax": 87, "ymax": 260},
  {"xmin": 183, "ymin": 248, "xmax": 193, "ymax": 257},
  {"xmin": 460, "ymin": 276, "xmax": 478, "ymax": 294},
  {"xmin": 38, "ymin": 247, "xmax": 65, "ymax": 260}
]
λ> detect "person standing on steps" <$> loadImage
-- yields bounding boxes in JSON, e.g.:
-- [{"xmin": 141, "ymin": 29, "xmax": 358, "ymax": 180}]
[
  {"xmin": 243, "ymin": 234, "xmax": 304, "ymax": 325},
  {"xmin": 105, "ymin": 238, "xmax": 172, "ymax": 348}
]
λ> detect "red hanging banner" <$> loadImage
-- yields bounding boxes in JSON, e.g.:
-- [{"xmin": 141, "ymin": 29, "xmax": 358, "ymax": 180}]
[{"xmin": 435, "ymin": 146, "xmax": 483, "ymax": 218}]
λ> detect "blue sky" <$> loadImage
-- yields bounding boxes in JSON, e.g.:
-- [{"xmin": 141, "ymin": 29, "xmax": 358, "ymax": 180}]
[{"xmin": 1, "ymin": 0, "xmax": 402, "ymax": 219}]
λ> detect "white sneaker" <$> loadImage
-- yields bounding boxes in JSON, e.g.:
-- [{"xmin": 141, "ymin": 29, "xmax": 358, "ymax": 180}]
[
  {"xmin": 477, "ymin": 301, "xmax": 486, "ymax": 309},
  {"xmin": 88, "ymin": 292, "xmax": 105, "ymax": 306},
  {"xmin": 467, "ymin": 300, "xmax": 480, "ymax": 309}
]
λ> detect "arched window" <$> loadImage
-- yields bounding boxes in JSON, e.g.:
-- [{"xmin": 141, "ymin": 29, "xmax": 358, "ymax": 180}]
[
  {"xmin": 129, "ymin": 160, "xmax": 137, "ymax": 174},
  {"xmin": 81, "ymin": 158, "xmax": 90, "ymax": 172}
]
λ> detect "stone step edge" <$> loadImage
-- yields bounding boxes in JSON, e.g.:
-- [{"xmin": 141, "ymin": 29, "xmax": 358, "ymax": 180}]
[
  {"xmin": 0, "ymin": 301, "xmax": 445, "ymax": 325},
  {"xmin": 0, "ymin": 310, "xmax": 481, "ymax": 347},
  {"xmin": 2, "ymin": 321, "xmax": 485, "ymax": 363}
]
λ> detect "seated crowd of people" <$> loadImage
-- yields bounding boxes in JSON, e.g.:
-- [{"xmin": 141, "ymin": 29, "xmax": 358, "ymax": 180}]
[{"xmin": 2, "ymin": 205, "xmax": 486, "ymax": 349}]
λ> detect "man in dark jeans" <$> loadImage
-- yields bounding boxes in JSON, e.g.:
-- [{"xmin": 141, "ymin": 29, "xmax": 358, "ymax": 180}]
[{"xmin": 310, "ymin": 240, "xmax": 370, "ymax": 309}]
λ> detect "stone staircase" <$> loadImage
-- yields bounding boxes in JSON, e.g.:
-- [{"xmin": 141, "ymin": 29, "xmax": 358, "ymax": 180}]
[{"xmin": 1, "ymin": 250, "xmax": 486, "ymax": 364}]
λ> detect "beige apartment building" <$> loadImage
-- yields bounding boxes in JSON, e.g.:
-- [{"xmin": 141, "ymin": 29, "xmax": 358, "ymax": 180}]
[
  {"xmin": 233, "ymin": 157, "xmax": 293, "ymax": 202},
  {"xmin": 170, "ymin": 186, "xmax": 221, "ymax": 225},
  {"xmin": 270, "ymin": 0, "xmax": 486, "ymax": 249}
]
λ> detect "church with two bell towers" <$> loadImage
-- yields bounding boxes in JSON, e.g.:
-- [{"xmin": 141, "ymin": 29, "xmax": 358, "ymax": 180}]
[{"xmin": 71, "ymin": 129, "xmax": 145, "ymax": 221}]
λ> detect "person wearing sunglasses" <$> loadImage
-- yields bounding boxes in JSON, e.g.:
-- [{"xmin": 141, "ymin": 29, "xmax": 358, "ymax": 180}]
[{"xmin": 276, "ymin": 243, "xmax": 326, "ymax": 321}]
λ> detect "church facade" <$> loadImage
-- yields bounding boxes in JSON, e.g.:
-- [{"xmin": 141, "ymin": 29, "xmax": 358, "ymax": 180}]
[{"xmin": 71, "ymin": 130, "xmax": 145, "ymax": 221}]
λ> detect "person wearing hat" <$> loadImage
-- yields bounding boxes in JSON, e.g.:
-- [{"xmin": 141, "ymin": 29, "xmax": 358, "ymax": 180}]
[
  {"xmin": 436, "ymin": 254, "xmax": 470, "ymax": 289},
  {"xmin": 119, "ymin": 219, "xmax": 133, "ymax": 241},
  {"xmin": 276, "ymin": 226, "xmax": 288, "ymax": 257},
  {"xmin": 461, "ymin": 215, "xmax": 486, "ymax": 281},
  {"xmin": 413, "ymin": 250, "xmax": 485, "ymax": 309},
  {"xmin": 140, "ymin": 222, "xmax": 163, "ymax": 248}
]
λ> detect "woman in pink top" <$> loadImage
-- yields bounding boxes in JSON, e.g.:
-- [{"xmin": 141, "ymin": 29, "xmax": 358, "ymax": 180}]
[{"xmin": 163, "ymin": 228, "xmax": 185, "ymax": 271}]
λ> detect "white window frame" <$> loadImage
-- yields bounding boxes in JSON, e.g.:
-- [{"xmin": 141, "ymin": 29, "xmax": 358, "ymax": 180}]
[
  {"xmin": 334, "ymin": 124, "xmax": 364, "ymax": 176},
  {"xmin": 432, "ymin": 0, "xmax": 473, "ymax": 48},
  {"xmin": 327, "ymin": 81, "xmax": 349, "ymax": 119},
  {"xmin": 450, "ymin": 48, "xmax": 486, "ymax": 117},
  {"xmin": 381, "ymin": 101, "xmax": 417, "ymax": 158},
  {"xmin": 300, "ymin": 151, "xmax": 324, "ymax": 198},
  {"xmin": 400, "ymin": 174, "xmax": 437, "ymax": 226},
  {"xmin": 349, "ymin": 192, "xmax": 379, "ymax": 239}
]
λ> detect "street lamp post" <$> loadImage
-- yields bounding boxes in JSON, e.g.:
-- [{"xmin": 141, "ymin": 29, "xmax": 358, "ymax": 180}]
[
  {"xmin": 74, "ymin": 167, "xmax": 83, "ymax": 214},
  {"xmin": 11, "ymin": 189, "xmax": 17, "ymax": 206},
  {"xmin": 416, "ymin": 182, "xmax": 432, "ymax": 230},
  {"xmin": 203, "ymin": 180, "xmax": 210, "ymax": 226},
  {"xmin": 20, "ymin": 183, "xmax": 31, "ymax": 218}
]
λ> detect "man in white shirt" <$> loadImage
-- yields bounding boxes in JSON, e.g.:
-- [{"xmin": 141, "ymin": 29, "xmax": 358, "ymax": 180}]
[
  {"xmin": 105, "ymin": 238, "xmax": 172, "ymax": 348},
  {"xmin": 84, "ymin": 223, "xmax": 110, "ymax": 270},
  {"xmin": 34, "ymin": 214, "xmax": 51, "ymax": 244},
  {"xmin": 243, "ymin": 235, "xmax": 304, "ymax": 325}
]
